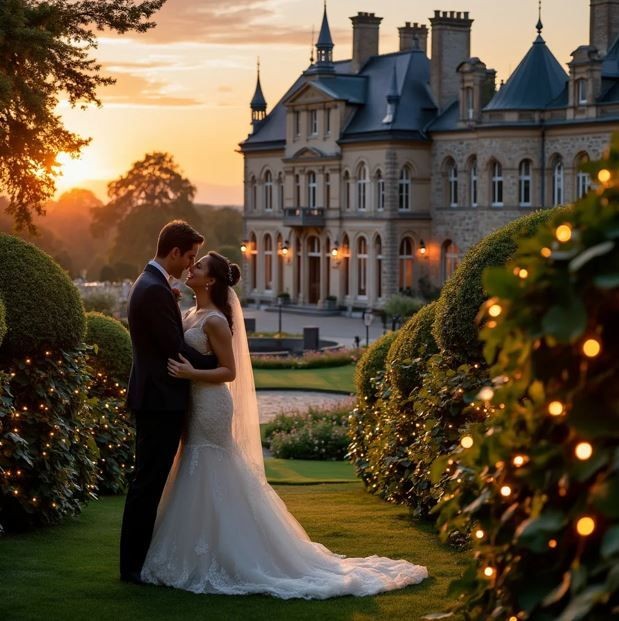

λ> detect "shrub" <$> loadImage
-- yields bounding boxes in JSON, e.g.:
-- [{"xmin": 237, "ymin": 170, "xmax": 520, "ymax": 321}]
[
  {"xmin": 263, "ymin": 406, "xmax": 350, "ymax": 460},
  {"xmin": 354, "ymin": 331, "xmax": 399, "ymax": 404},
  {"xmin": 383, "ymin": 293, "xmax": 425, "ymax": 321},
  {"xmin": 85, "ymin": 312, "xmax": 132, "ymax": 383},
  {"xmin": 0, "ymin": 234, "xmax": 85, "ymax": 355},
  {"xmin": 82, "ymin": 291, "xmax": 117, "ymax": 316},
  {"xmin": 252, "ymin": 348, "xmax": 357, "ymax": 370},
  {"xmin": 433, "ymin": 210, "xmax": 555, "ymax": 364},
  {"xmin": 0, "ymin": 298, "xmax": 6, "ymax": 348},
  {"xmin": 433, "ymin": 140, "xmax": 619, "ymax": 619}
]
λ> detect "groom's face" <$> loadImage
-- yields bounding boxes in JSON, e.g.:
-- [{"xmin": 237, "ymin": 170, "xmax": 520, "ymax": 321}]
[{"xmin": 169, "ymin": 243, "xmax": 202, "ymax": 279}]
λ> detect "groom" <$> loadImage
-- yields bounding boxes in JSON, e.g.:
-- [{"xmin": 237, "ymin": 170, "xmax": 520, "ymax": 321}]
[{"xmin": 120, "ymin": 220, "xmax": 218, "ymax": 583}]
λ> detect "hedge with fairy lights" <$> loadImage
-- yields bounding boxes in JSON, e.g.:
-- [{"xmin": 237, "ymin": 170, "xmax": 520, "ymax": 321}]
[
  {"xmin": 84, "ymin": 312, "xmax": 134, "ymax": 495},
  {"xmin": 431, "ymin": 138, "xmax": 619, "ymax": 620},
  {"xmin": 0, "ymin": 235, "xmax": 97, "ymax": 533}
]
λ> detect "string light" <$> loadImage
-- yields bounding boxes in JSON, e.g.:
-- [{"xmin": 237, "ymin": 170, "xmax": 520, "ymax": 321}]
[
  {"xmin": 500, "ymin": 485, "xmax": 512, "ymax": 497},
  {"xmin": 483, "ymin": 566, "xmax": 495, "ymax": 578},
  {"xmin": 474, "ymin": 529, "xmax": 485, "ymax": 540},
  {"xmin": 555, "ymin": 224, "xmax": 572, "ymax": 243},
  {"xmin": 512, "ymin": 455, "xmax": 527, "ymax": 467},
  {"xmin": 598, "ymin": 169, "xmax": 611, "ymax": 183},
  {"xmin": 582, "ymin": 338, "xmax": 601, "ymax": 358},
  {"xmin": 548, "ymin": 539, "xmax": 558, "ymax": 549},
  {"xmin": 461, "ymin": 436, "xmax": 474, "ymax": 449},
  {"xmin": 478, "ymin": 387, "xmax": 495, "ymax": 401},
  {"xmin": 488, "ymin": 304, "xmax": 502, "ymax": 318},
  {"xmin": 518, "ymin": 269, "xmax": 528, "ymax": 279},
  {"xmin": 576, "ymin": 516, "xmax": 595, "ymax": 536},
  {"xmin": 575, "ymin": 442, "xmax": 593, "ymax": 460},
  {"xmin": 548, "ymin": 401, "xmax": 565, "ymax": 416}
]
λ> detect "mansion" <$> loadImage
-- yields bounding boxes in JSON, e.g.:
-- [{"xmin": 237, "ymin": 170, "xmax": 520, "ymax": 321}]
[{"xmin": 239, "ymin": 1, "xmax": 619, "ymax": 310}]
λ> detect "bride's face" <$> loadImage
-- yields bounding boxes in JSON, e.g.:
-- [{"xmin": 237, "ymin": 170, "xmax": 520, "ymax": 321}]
[{"xmin": 185, "ymin": 256, "xmax": 214, "ymax": 291}]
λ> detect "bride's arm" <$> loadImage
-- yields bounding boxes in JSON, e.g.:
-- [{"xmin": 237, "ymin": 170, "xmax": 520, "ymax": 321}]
[{"xmin": 167, "ymin": 315, "xmax": 236, "ymax": 383}]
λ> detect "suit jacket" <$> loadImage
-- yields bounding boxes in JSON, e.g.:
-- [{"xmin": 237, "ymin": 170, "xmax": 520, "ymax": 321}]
[{"xmin": 126, "ymin": 264, "xmax": 218, "ymax": 412}]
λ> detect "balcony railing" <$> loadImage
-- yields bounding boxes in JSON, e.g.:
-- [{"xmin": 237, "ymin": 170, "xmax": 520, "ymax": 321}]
[{"xmin": 283, "ymin": 207, "xmax": 326, "ymax": 227}]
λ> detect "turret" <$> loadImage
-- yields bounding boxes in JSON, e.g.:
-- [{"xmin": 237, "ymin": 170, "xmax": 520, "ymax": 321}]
[{"xmin": 250, "ymin": 60, "xmax": 267, "ymax": 131}]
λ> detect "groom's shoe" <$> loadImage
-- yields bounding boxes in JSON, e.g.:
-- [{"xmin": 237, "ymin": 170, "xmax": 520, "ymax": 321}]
[{"xmin": 120, "ymin": 571, "xmax": 146, "ymax": 585}]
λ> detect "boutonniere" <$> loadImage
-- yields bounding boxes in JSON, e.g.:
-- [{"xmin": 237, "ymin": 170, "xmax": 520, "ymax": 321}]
[{"xmin": 171, "ymin": 287, "xmax": 182, "ymax": 303}]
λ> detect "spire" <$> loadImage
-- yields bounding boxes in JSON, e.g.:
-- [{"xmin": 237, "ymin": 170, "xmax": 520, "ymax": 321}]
[
  {"xmin": 536, "ymin": 0, "xmax": 544, "ymax": 38},
  {"xmin": 250, "ymin": 58, "xmax": 267, "ymax": 129},
  {"xmin": 383, "ymin": 64, "xmax": 400, "ymax": 124},
  {"xmin": 315, "ymin": 1, "xmax": 334, "ymax": 66}
]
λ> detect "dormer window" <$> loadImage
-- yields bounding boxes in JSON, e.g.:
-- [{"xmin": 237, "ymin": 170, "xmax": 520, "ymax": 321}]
[
  {"xmin": 294, "ymin": 111, "xmax": 301, "ymax": 136},
  {"xmin": 577, "ymin": 78, "xmax": 587, "ymax": 105},
  {"xmin": 326, "ymin": 109, "xmax": 331, "ymax": 135},
  {"xmin": 466, "ymin": 87, "xmax": 474, "ymax": 120},
  {"xmin": 309, "ymin": 110, "xmax": 318, "ymax": 136}
]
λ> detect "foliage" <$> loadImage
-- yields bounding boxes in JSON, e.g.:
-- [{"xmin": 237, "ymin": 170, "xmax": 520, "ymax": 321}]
[
  {"xmin": 84, "ymin": 312, "xmax": 132, "ymax": 383},
  {"xmin": 433, "ymin": 209, "xmax": 554, "ymax": 364},
  {"xmin": 252, "ymin": 349, "xmax": 358, "ymax": 369},
  {"xmin": 81, "ymin": 292, "xmax": 118, "ymax": 316},
  {"xmin": 354, "ymin": 331, "xmax": 399, "ymax": 404},
  {"xmin": 383, "ymin": 293, "xmax": 425, "ymax": 320},
  {"xmin": 0, "ymin": 233, "xmax": 85, "ymax": 357},
  {"xmin": 0, "ymin": 298, "xmax": 6, "ymax": 348},
  {"xmin": 0, "ymin": 0, "xmax": 166, "ymax": 232},
  {"xmin": 432, "ymin": 140, "xmax": 619, "ymax": 620},
  {"xmin": 0, "ymin": 347, "xmax": 98, "ymax": 533},
  {"xmin": 264, "ymin": 407, "xmax": 350, "ymax": 461}
]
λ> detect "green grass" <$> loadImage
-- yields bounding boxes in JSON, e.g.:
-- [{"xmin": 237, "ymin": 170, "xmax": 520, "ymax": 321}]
[
  {"xmin": 253, "ymin": 364, "xmax": 355, "ymax": 393},
  {"xmin": 264, "ymin": 458, "xmax": 357, "ymax": 484},
  {"xmin": 0, "ymin": 484, "xmax": 465, "ymax": 621}
]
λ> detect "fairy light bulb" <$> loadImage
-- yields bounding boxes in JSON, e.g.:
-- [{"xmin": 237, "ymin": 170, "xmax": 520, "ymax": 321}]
[
  {"xmin": 488, "ymin": 304, "xmax": 502, "ymax": 318},
  {"xmin": 575, "ymin": 442, "xmax": 593, "ymax": 460},
  {"xmin": 500, "ymin": 485, "xmax": 512, "ymax": 497},
  {"xmin": 518, "ymin": 269, "xmax": 528, "ymax": 279},
  {"xmin": 582, "ymin": 338, "xmax": 601, "ymax": 358},
  {"xmin": 461, "ymin": 436, "xmax": 474, "ymax": 449},
  {"xmin": 576, "ymin": 516, "xmax": 595, "ymax": 536},
  {"xmin": 555, "ymin": 224, "xmax": 572, "ymax": 243},
  {"xmin": 483, "ymin": 566, "xmax": 495, "ymax": 578},
  {"xmin": 513, "ymin": 455, "xmax": 526, "ymax": 468},
  {"xmin": 474, "ymin": 529, "xmax": 485, "ymax": 540},
  {"xmin": 548, "ymin": 401, "xmax": 565, "ymax": 416},
  {"xmin": 478, "ymin": 387, "xmax": 495, "ymax": 401},
  {"xmin": 548, "ymin": 539, "xmax": 558, "ymax": 549},
  {"xmin": 598, "ymin": 169, "xmax": 611, "ymax": 183},
  {"xmin": 541, "ymin": 247, "xmax": 552, "ymax": 258}
]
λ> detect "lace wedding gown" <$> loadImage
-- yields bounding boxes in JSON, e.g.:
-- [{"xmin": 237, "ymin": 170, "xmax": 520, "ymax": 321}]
[{"xmin": 141, "ymin": 310, "xmax": 428, "ymax": 598}]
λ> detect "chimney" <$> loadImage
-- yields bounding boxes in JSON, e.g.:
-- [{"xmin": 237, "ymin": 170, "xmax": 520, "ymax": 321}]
[
  {"xmin": 398, "ymin": 22, "xmax": 429, "ymax": 54},
  {"xmin": 350, "ymin": 12, "xmax": 383, "ymax": 73},
  {"xmin": 590, "ymin": 0, "xmax": 619, "ymax": 55},
  {"xmin": 430, "ymin": 10, "xmax": 474, "ymax": 111}
]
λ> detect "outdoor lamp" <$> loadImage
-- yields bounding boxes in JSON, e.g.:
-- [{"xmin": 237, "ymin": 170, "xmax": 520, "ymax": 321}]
[
  {"xmin": 419, "ymin": 240, "xmax": 427, "ymax": 256},
  {"xmin": 240, "ymin": 240, "xmax": 248, "ymax": 254}
]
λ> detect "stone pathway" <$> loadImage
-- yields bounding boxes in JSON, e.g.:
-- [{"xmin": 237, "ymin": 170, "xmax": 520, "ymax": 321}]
[{"xmin": 257, "ymin": 390, "xmax": 356, "ymax": 423}]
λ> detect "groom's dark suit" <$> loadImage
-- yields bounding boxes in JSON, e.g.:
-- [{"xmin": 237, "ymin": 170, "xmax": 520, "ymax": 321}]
[{"xmin": 120, "ymin": 263, "xmax": 217, "ymax": 580}]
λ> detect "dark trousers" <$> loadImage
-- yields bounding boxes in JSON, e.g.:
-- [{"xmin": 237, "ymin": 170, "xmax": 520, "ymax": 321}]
[{"xmin": 119, "ymin": 409, "xmax": 184, "ymax": 578}]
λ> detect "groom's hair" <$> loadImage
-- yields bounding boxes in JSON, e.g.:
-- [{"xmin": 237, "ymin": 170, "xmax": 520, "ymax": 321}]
[{"xmin": 156, "ymin": 220, "xmax": 204, "ymax": 257}]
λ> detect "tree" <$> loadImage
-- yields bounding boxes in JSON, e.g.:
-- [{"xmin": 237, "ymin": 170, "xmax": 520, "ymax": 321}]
[{"xmin": 0, "ymin": 0, "xmax": 167, "ymax": 232}]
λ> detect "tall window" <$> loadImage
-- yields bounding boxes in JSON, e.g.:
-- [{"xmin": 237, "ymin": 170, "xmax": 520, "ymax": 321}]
[
  {"xmin": 577, "ymin": 78, "xmax": 587, "ymax": 105},
  {"xmin": 375, "ymin": 236, "xmax": 383, "ymax": 298},
  {"xmin": 469, "ymin": 158, "xmax": 478, "ymax": 207},
  {"xmin": 357, "ymin": 164, "xmax": 368, "ymax": 211},
  {"xmin": 491, "ymin": 161, "xmax": 504, "ymax": 207},
  {"xmin": 249, "ymin": 233, "xmax": 257, "ymax": 289},
  {"xmin": 399, "ymin": 167, "xmax": 411, "ymax": 211},
  {"xmin": 325, "ymin": 172, "xmax": 331, "ymax": 208},
  {"xmin": 552, "ymin": 158, "xmax": 564, "ymax": 206},
  {"xmin": 277, "ymin": 173, "xmax": 284, "ymax": 210},
  {"xmin": 342, "ymin": 234, "xmax": 350, "ymax": 296},
  {"xmin": 307, "ymin": 171, "xmax": 317, "ymax": 208},
  {"xmin": 376, "ymin": 170, "xmax": 385, "ymax": 211},
  {"xmin": 440, "ymin": 240, "xmax": 460, "ymax": 283},
  {"xmin": 343, "ymin": 171, "xmax": 351, "ymax": 210},
  {"xmin": 326, "ymin": 108, "xmax": 331, "ymax": 135},
  {"xmin": 294, "ymin": 174, "xmax": 301, "ymax": 207},
  {"xmin": 466, "ymin": 87, "xmax": 474, "ymax": 120},
  {"xmin": 249, "ymin": 176, "xmax": 257, "ymax": 211},
  {"xmin": 576, "ymin": 154, "xmax": 591, "ymax": 199},
  {"xmin": 309, "ymin": 109, "xmax": 318, "ymax": 135},
  {"xmin": 447, "ymin": 161, "xmax": 458, "ymax": 207},
  {"xmin": 357, "ymin": 236, "xmax": 368, "ymax": 296},
  {"xmin": 294, "ymin": 110, "xmax": 301, "ymax": 136},
  {"xmin": 264, "ymin": 170, "xmax": 273, "ymax": 211},
  {"xmin": 398, "ymin": 236, "xmax": 414, "ymax": 290},
  {"xmin": 264, "ymin": 234, "xmax": 273, "ymax": 291},
  {"xmin": 519, "ymin": 159, "xmax": 532, "ymax": 207}
]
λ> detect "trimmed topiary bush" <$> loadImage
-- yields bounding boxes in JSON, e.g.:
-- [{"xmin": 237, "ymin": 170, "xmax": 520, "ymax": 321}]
[
  {"xmin": 354, "ymin": 331, "xmax": 399, "ymax": 404},
  {"xmin": 0, "ymin": 298, "xmax": 6, "ymax": 348},
  {"xmin": 433, "ymin": 210, "xmax": 555, "ymax": 364},
  {"xmin": 85, "ymin": 312, "xmax": 132, "ymax": 383},
  {"xmin": 0, "ymin": 234, "xmax": 85, "ymax": 356}
]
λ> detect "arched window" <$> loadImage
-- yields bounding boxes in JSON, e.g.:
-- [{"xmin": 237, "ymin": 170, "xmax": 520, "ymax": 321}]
[
  {"xmin": 307, "ymin": 171, "xmax": 317, "ymax": 208},
  {"xmin": 356, "ymin": 164, "xmax": 368, "ymax": 211},
  {"xmin": 294, "ymin": 174, "xmax": 301, "ymax": 207},
  {"xmin": 249, "ymin": 176, "xmax": 257, "ymax": 211},
  {"xmin": 325, "ymin": 172, "xmax": 331, "ymax": 208},
  {"xmin": 519, "ymin": 159, "xmax": 532, "ymax": 207},
  {"xmin": 343, "ymin": 171, "xmax": 351, "ymax": 210},
  {"xmin": 376, "ymin": 170, "xmax": 385, "ymax": 211},
  {"xmin": 264, "ymin": 170, "xmax": 273, "ymax": 211},
  {"xmin": 357, "ymin": 236, "xmax": 368, "ymax": 296},
  {"xmin": 249, "ymin": 232, "xmax": 257, "ymax": 289},
  {"xmin": 441, "ymin": 240, "xmax": 460, "ymax": 283},
  {"xmin": 469, "ymin": 157, "xmax": 478, "ymax": 207},
  {"xmin": 375, "ymin": 236, "xmax": 383, "ymax": 298},
  {"xmin": 398, "ymin": 236, "xmax": 415, "ymax": 290},
  {"xmin": 342, "ymin": 234, "xmax": 350, "ymax": 296},
  {"xmin": 552, "ymin": 157, "xmax": 564, "ymax": 206},
  {"xmin": 264, "ymin": 233, "xmax": 273, "ymax": 290},
  {"xmin": 398, "ymin": 166, "xmax": 411, "ymax": 211},
  {"xmin": 447, "ymin": 160, "xmax": 458, "ymax": 207},
  {"xmin": 277, "ymin": 173, "xmax": 284, "ymax": 210},
  {"xmin": 491, "ymin": 160, "xmax": 504, "ymax": 207},
  {"xmin": 276, "ymin": 233, "xmax": 284, "ymax": 293},
  {"xmin": 576, "ymin": 154, "xmax": 591, "ymax": 199}
]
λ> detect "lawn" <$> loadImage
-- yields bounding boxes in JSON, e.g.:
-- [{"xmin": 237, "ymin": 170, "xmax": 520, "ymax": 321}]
[
  {"xmin": 253, "ymin": 364, "xmax": 355, "ymax": 393},
  {"xmin": 0, "ymin": 482, "xmax": 465, "ymax": 621},
  {"xmin": 264, "ymin": 458, "xmax": 357, "ymax": 484}
]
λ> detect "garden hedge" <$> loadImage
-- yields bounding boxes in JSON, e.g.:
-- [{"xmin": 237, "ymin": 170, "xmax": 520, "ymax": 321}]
[
  {"xmin": 0, "ymin": 298, "xmax": 6, "ymax": 348},
  {"xmin": 354, "ymin": 331, "xmax": 399, "ymax": 404},
  {"xmin": 85, "ymin": 312, "xmax": 132, "ymax": 382}
]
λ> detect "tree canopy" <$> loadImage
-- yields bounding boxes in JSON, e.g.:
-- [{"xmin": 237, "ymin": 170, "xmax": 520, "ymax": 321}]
[{"xmin": 0, "ymin": 0, "xmax": 167, "ymax": 232}]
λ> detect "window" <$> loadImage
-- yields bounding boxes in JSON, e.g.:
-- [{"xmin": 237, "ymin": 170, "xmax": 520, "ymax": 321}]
[
  {"xmin": 326, "ymin": 108, "xmax": 331, "ymax": 135},
  {"xmin": 466, "ymin": 87, "xmax": 474, "ymax": 120},
  {"xmin": 357, "ymin": 164, "xmax": 368, "ymax": 211},
  {"xmin": 249, "ymin": 233, "xmax": 257, "ymax": 289},
  {"xmin": 448, "ymin": 161, "xmax": 458, "ymax": 207},
  {"xmin": 398, "ymin": 237, "xmax": 414, "ymax": 290},
  {"xmin": 470, "ymin": 158, "xmax": 478, "ymax": 207},
  {"xmin": 491, "ymin": 161, "xmax": 504, "ymax": 207},
  {"xmin": 307, "ymin": 171, "xmax": 317, "ymax": 208},
  {"xmin": 376, "ymin": 170, "xmax": 385, "ymax": 211},
  {"xmin": 277, "ymin": 173, "xmax": 284, "ymax": 210},
  {"xmin": 294, "ymin": 110, "xmax": 301, "ymax": 136},
  {"xmin": 576, "ymin": 155, "xmax": 591, "ymax": 199},
  {"xmin": 577, "ymin": 79, "xmax": 587, "ymax": 105},
  {"xmin": 342, "ymin": 235, "xmax": 350, "ymax": 296},
  {"xmin": 375, "ymin": 236, "xmax": 383, "ymax": 298},
  {"xmin": 398, "ymin": 167, "xmax": 411, "ymax": 211},
  {"xmin": 519, "ymin": 160, "xmax": 532, "ymax": 207},
  {"xmin": 440, "ymin": 240, "xmax": 460, "ymax": 283},
  {"xmin": 552, "ymin": 158, "xmax": 564, "ymax": 206},
  {"xmin": 295, "ymin": 174, "xmax": 301, "ymax": 207},
  {"xmin": 264, "ymin": 170, "xmax": 273, "ymax": 211},
  {"xmin": 343, "ymin": 172, "xmax": 351, "ymax": 210},
  {"xmin": 357, "ymin": 237, "xmax": 368, "ymax": 296},
  {"xmin": 264, "ymin": 234, "xmax": 273, "ymax": 290},
  {"xmin": 309, "ymin": 109, "xmax": 318, "ymax": 135},
  {"xmin": 325, "ymin": 172, "xmax": 331, "ymax": 208}
]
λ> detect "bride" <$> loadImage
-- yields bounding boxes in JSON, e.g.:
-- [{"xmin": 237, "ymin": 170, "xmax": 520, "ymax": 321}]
[{"xmin": 140, "ymin": 251, "xmax": 428, "ymax": 598}]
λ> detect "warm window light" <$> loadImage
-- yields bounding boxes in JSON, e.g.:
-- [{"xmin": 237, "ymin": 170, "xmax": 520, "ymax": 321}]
[
  {"xmin": 540, "ymin": 247, "xmax": 552, "ymax": 258},
  {"xmin": 461, "ymin": 436, "xmax": 474, "ymax": 449},
  {"xmin": 555, "ymin": 224, "xmax": 572, "ymax": 242},
  {"xmin": 598, "ymin": 169, "xmax": 611, "ymax": 184},
  {"xmin": 575, "ymin": 442, "xmax": 593, "ymax": 460},
  {"xmin": 576, "ymin": 516, "xmax": 596, "ymax": 537},
  {"xmin": 548, "ymin": 401, "xmax": 565, "ymax": 416},
  {"xmin": 488, "ymin": 304, "xmax": 502, "ymax": 318},
  {"xmin": 500, "ymin": 485, "xmax": 512, "ymax": 497},
  {"xmin": 582, "ymin": 338, "xmax": 601, "ymax": 358}
]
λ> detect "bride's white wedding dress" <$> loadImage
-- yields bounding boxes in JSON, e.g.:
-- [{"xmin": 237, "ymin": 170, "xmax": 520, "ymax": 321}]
[{"xmin": 141, "ymin": 303, "xmax": 428, "ymax": 599}]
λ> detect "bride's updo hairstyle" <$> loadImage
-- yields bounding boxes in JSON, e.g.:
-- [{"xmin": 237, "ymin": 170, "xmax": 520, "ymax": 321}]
[{"xmin": 206, "ymin": 251, "xmax": 241, "ymax": 334}]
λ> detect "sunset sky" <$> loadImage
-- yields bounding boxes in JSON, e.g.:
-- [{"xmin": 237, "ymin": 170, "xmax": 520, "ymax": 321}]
[{"xmin": 56, "ymin": 0, "xmax": 590, "ymax": 206}]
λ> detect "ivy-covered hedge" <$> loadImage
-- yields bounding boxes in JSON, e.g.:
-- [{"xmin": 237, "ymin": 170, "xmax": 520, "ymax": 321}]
[
  {"xmin": 85, "ymin": 312, "xmax": 132, "ymax": 382},
  {"xmin": 0, "ymin": 234, "xmax": 85, "ymax": 355},
  {"xmin": 432, "ymin": 210, "xmax": 554, "ymax": 364},
  {"xmin": 354, "ymin": 331, "xmax": 399, "ymax": 404},
  {"xmin": 433, "ymin": 139, "xmax": 619, "ymax": 620},
  {"xmin": 0, "ymin": 298, "xmax": 6, "ymax": 348}
]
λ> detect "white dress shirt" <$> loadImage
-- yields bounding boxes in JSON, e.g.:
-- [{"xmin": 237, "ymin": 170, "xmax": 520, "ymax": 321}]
[{"xmin": 148, "ymin": 260, "xmax": 174, "ymax": 285}]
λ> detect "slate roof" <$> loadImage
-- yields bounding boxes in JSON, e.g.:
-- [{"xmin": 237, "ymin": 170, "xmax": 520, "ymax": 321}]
[{"xmin": 250, "ymin": 74, "xmax": 267, "ymax": 110}]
